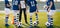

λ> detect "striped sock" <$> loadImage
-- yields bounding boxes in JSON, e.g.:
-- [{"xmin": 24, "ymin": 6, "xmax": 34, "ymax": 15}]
[
  {"xmin": 48, "ymin": 15, "xmax": 53, "ymax": 26},
  {"xmin": 36, "ymin": 13, "xmax": 38, "ymax": 24},
  {"xmin": 48, "ymin": 15, "xmax": 51, "ymax": 23},
  {"xmin": 14, "ymin": 18, "xmax": 17, "ymax": 25},
  {"xmin": 17, "ymin": 13, "xmax": 19, "ymax": 22},
  {"xmin": 50, "ymin": 18, "xmax": 53, "ymax": 26},
  {"xmin": 5, "ymin": 16, "xmax": 8, "ymax": 24},
  {"xmin": 30, "ymin": 18, "xmax": 32, "ymax": 27}
]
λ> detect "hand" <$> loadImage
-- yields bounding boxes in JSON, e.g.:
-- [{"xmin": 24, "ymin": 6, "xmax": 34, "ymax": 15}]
[
  {"xmin": 36, "ymin": 10, "xmax": 39, "ymax": 14},
  {"xmin": 48, "ymin": 8, "xmax": 50, "ymax": 12},
  {"xmin": 7, "ymin": 4, "xmax": 11, "ymax": 7}
]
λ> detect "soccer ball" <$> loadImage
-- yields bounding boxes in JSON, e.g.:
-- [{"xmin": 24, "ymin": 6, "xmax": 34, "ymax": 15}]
[
  {"xmin": 33, "ymin": 21, "xmax": 37, "ymax": 26},
  {"xmin": 19, "ymin": 22, "xmax": 22, "ymax": 26},
  {"xmin": 17, "ymin": 22, "xmax": 22, "ymax": 26},
  {"xmin": 43, "ymin": 5, "xmax": 47, "ymax": 9},
  {"xmin": 45, "ymin": 22, "xmax": 50, "ymax": 27}
]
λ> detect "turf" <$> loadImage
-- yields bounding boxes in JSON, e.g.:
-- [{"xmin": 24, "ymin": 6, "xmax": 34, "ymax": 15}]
[{"xmin": 0, "ymin": 12, "xmax": 60, "ymax": 28}]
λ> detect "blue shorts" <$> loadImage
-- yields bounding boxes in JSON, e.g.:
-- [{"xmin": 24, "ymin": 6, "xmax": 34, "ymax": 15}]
[{"xmin": 30, "ymin": 9, "xmax": 36, "ymax": 13}]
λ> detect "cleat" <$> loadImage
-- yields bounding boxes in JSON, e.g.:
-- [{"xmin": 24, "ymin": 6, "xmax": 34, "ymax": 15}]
[{"xmin": 5, "ymin": 24, "xmax": 10, "ymax": 26}]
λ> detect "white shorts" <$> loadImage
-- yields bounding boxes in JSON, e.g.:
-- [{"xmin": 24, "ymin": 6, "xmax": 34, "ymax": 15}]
[
  {"xmin": 30, "ymin": 12, "xmax": 35, "ymax": 16},
  {"xmin": 47, "ymin": 10, "xmax": 56, "ymax": 16},
  {"xmin": 5, "ymin": 8, "xmax": 10, "ymax": 15},
  {"xmin": 13, "ymin": 10, "xmax": 19, "ymax": 16}
]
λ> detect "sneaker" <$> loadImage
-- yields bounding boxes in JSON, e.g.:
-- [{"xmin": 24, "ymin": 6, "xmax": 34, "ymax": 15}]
[
  {"xmin": 25, "ymin": 21, "xmax": 28, "ymax": 24},
  {"xmin": 18, "ymin": 26, "xmax": 23, "ymax": 28},
  {"xmin": 5, "ymin": 24, "xmax": 9, "ymax": 26},
  {"xmin": 29, "ymin": 25, "xmax": 33, "ymax": 28},
  {"xmin": 50, "ymin": 25, "xmax": 53, "ymax": 28}
]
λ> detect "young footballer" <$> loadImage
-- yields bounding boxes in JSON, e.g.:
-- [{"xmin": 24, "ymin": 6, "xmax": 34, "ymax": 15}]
[
  {"xmin": 27, "ymin": 0, "xmax": 39, "ymax": 28},
  {"xmin": 5, "ymin": 0, "xmax": 11, "ymax": 26},
  {"xmin": 46, "ymin": 0, "xmax": 56, "ymax": 28},
  {"xmin": 12, "ymin": 0, "xmax": 20, "ymax": 27}
]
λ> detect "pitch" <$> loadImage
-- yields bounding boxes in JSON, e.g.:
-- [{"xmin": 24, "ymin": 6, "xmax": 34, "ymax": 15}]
[{"xmin": 0, "ymin": 11, "xmax": 60, "ymax": 28}]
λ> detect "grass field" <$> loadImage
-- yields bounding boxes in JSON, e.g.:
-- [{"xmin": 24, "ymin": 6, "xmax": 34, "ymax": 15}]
[
  {"xmin": 0, "ymin": 1, "xmax": 60, "ymax": 28},
  {"xmin": 0, "ymin": 11, "xmax": 60, "ymax": 28}
]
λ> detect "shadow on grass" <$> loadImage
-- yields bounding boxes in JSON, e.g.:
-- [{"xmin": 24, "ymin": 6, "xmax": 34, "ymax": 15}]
[
  {"xmin": 53, "ymin": 25, "xmax": 60, "ymax": 28},
  {"xmin": 22, "ymin": 24, "xmax": 41, "ymax": 28},
  {"xmin": 33, "ymin": 26, "xmax": 41, "ymax": 28},
  {"xmin": 45, "ymin": 25, "xmax": 60, "ymax": 28},
  {"xmin": 5, "ymin": 26, "xmax": 9, "ymax": 28},
  {"xmin": 22, "ymin": 23, "xmax": 30, "ymax": 27}
]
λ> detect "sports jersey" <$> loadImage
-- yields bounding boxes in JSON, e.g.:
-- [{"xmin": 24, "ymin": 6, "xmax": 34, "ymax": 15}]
[
  {"xmin": 5, "ymin": 0, "xmax": 10, "ymax": 8},
  {"xmin": 46, "ymin": 0, "xmax": 55, "ymax": 10},
  {"xmin": 12, "ymin": 0, "xmax": 20, "ymax": 10},
  {"xmin": 20, "ymin": 0, "xmax": 26, "ymax": 9},
  {"xmin": 27, "ymin": 0, "xmax": 37, "ymax": 12}
]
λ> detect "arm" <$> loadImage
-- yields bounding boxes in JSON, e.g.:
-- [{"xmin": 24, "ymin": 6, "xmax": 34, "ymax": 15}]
[
  {"xmin": 18, "ymin": 4, "xmax": 20, "ymax": 10},
  {"xmin": 48, "ymin": 1, "xmax": 53, "ymax": 12},
  {"xmin": 36, "ymin": 4, "xmax": 39, "ymax": 12},
  {"xmin": 25, "ymin": 0, "xmax": 28, "ymax": 10},
  {"xmin": 36, "ymin": 1, "xmax": 39, "ymax": 13},
  {"xmin": 49, "ymin": 1, "xmax": 53, "ymax": 9},
  {"xmin": 7, "ymin": 3, "xmax": 11, "ymax": 8}
]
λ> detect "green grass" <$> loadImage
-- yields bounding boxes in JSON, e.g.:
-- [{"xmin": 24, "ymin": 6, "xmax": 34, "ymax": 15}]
[{"xmin": 0, "ymin": 12, "xmax": 60, "ymax": 28}]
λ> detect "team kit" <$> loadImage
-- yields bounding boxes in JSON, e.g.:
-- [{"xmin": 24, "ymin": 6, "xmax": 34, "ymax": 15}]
[{"xmin": 5, "ymin": 0, "xmax": 56, "ymax": 28}]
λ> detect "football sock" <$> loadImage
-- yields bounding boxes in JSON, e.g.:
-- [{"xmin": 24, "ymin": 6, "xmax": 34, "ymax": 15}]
[
  {"xmin": 36, "ymin": 13, "xmax": 38, "ymax": 24},
  {"xmin": 5, "ymin": 16, "xmax": 9, "ymax": 24},
  {"xmin": 30, "ymin": 17, "xmax": 32, "ymax": 27}
]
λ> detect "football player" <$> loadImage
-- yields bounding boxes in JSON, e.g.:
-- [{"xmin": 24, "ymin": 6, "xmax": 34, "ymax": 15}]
[
  {"xmin": 12, "ymin": 0, "xmax": 20, "ymax": 27},
  {"xmin": 46, "ymin": 0, "xmax": 56, "ymax": 28},
  {"xmin": 27, "ymin": 0, "xmax": 39, "ymax": 28},
  {"xmin": 5, "ymin": 0, "xmax": 11, "ymax": 26}
]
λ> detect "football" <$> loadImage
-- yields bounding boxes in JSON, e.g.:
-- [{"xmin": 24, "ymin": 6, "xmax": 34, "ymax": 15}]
[
  {"xmin": 33, "ymin": 21, "xmax": 37, "ymax": 26},
  {"xmin": 45, "ymin": 22, "xmax": 50, "ymax": 27},
  {"xmin": 43, "ymin": 5, "xmax": 47, "ymax": 10}
]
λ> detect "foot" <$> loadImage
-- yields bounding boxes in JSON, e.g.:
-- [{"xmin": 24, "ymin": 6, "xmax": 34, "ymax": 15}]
[
  {"xmin": 29, "ymin": 26, "xmax": 33, "ymax": 28},
  {"xmin": 5, "ymin": 24, "xmax": 10, "ymax": 26},
  {"xmin": 47, "ymin": 26, "xmax": 50, "ymax": 28},
  {"xmin": 50, "ymin": 25, "xmax": 53, "ymax": 28},
  {"xmin": 46, "ymin": 25, "xmax": 52, "ymax": 28},
  {"xmin": 18, "ymin": 26, "xmax": 21, "ymax": 28},
  {"xmin": 18, "ymin": 22, "xmax": 22, "ymax": 26},
  {"xmin": 25, "ymin": 21, "xmax": 28, "ymax": 24},
  {"xmin": 18, "ymin": 26, "xmax": 23, "ymax": 28}
]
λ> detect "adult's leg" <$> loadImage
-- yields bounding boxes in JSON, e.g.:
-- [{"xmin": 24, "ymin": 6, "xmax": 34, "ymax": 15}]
[
  {"xmin": 19, "ymin": 9, "xmax": 22, "ymax": 22},
  {"xmin": 23, "ymin": 8, "xmax": 28, "ymax": 24}
]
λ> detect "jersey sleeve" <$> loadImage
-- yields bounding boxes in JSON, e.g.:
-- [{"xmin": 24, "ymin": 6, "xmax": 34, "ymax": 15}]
[
  {"xmin": 18, "ymin": 0, "xmax": 20, "ymax": 5},
  {"xmin": 5, "ymin": 0, "xmax": 9, "ymax": 4},
  {"xmin": 26, "ymin": 0, "xmax": 30, "ymax": 6},
  {"xmin": 35, "ymin": 0, "xmax": 37, "ymax": 4}
]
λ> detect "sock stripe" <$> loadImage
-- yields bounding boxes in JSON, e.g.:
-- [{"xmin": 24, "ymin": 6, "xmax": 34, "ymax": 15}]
[
  {"xmin": 30, "ymin": 21, "xmax": 32, "ymax": 22},
  {"xmin": 5, "ymin": 16, "xmax": 9, "ymax": 24},
  {"xmin": 51, "ymin": 20, "xmax": 53, "ymax": 21},
  {"xmin": 30, "ymin": 18, "xmax": 32, "ymax": 26},
  {"xmin": 30, "ymin": 23, "xmax": 32, "ymax": 24}
]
